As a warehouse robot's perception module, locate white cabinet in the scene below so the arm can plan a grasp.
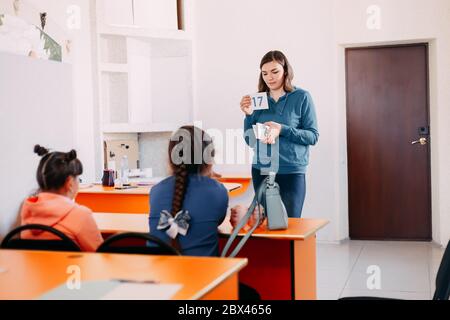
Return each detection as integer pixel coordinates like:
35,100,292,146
134,0,178,30
96,0,192,135
98,0,179,30
97,35,193,133
101,72,129,124
98,0,134,26
127,38,152,124
151,56,192,124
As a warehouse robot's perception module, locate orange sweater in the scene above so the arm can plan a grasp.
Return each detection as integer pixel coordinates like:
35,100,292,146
20,192,103,252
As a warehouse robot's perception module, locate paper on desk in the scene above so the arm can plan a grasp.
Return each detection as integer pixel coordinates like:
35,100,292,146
39,280,181,300
40,280,118,300
101,283,182,300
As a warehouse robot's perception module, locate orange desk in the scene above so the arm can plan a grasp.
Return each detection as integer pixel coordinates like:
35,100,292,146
76,181,243,214
94,213,149,234
219,218,328,300
215,176,252,198
0,249,247,300
93,213,328,300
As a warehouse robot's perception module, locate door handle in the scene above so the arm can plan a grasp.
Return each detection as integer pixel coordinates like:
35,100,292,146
411,137,428,145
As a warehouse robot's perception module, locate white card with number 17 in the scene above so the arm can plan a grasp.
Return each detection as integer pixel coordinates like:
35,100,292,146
250,92,269,111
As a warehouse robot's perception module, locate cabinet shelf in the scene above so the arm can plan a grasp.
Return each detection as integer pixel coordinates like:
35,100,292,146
102,123,186,133
97,2,193,140
98,24,192,41
100,63,129,73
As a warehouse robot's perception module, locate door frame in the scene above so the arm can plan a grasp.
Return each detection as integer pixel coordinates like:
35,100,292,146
336,39,440,243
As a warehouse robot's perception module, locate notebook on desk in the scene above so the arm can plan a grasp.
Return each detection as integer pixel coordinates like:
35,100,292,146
39,280,182,300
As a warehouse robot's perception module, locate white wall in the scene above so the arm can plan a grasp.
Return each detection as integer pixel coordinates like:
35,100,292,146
192,0,338,241
2,0,448,245
0,53,74,237
192,0,450,244
333,0,450,246
2,0,98,183
0,0,97,237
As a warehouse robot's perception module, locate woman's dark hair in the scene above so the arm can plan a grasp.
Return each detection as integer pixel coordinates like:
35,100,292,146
258,50,294,93
167,126,215,217
34,145,83,191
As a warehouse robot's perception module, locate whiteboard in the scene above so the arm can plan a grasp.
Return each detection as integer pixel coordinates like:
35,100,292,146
0,52,74,238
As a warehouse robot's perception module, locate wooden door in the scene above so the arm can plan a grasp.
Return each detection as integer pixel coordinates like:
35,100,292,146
346,44,431,240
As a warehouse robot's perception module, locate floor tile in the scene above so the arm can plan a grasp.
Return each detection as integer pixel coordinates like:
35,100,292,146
315,240,442,300
317,287,342,300
340,289,430,300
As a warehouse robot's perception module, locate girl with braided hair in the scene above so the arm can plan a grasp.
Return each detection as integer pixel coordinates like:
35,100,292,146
149,126,228,256
19,145,103,252
150,126,261,299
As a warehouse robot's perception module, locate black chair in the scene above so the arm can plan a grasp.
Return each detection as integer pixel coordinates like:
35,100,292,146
1,224,81,252
97,232,181,256
433,240,450,300
239,283,261,301
340,240,450,301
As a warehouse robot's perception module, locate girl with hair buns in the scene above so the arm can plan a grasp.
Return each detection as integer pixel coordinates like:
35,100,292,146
19,145,103,252
149,126,228,256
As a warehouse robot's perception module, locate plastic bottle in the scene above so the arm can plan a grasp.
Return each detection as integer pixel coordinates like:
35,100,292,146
120,155,129,184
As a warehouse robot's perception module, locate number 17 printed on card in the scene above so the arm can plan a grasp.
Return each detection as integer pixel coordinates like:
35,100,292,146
250,92,269,111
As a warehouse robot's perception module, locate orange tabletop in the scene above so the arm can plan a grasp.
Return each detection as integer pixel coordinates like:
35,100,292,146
0,249,247,300
76,182,242,214
215,176,252,198
92,212,329,300
93,213,328,241
79,183,242,195
219,217,329,240
94,213,149,233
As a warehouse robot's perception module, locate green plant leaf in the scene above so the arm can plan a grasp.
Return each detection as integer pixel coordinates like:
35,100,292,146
39,28,62,62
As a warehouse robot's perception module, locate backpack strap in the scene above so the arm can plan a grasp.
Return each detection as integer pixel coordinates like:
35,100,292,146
221,177,267,258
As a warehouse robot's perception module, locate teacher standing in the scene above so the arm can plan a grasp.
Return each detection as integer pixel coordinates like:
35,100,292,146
240,50,319,218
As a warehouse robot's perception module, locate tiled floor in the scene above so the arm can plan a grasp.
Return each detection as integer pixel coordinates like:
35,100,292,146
316,240,446,300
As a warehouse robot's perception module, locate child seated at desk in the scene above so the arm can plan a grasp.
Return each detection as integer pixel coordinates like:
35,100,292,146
150,126,263,255
149,126,228,256
149,126,260,300
19,145,103,252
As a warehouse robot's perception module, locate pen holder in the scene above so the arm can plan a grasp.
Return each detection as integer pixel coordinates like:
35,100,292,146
102,170,115,187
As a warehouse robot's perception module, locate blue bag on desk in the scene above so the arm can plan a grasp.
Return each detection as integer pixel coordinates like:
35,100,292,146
221,173,288,258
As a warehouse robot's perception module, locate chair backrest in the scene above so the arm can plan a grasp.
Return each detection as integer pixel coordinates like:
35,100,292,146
1,224,81,252
433,240,450,300
96,232,181,256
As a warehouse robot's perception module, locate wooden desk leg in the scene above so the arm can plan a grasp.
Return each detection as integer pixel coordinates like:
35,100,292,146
219,237,293,300
293,235,317,300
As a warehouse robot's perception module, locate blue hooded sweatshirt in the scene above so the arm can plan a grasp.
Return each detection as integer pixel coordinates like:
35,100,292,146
244,87,319,174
